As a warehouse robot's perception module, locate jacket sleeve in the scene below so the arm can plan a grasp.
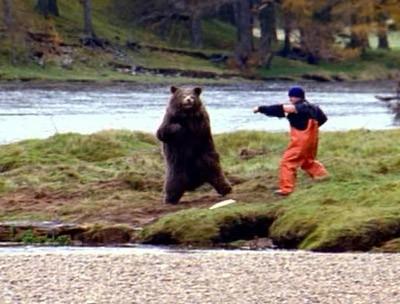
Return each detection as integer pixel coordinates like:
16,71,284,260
295,102,328,126
314,105,328,126
258,104,285,118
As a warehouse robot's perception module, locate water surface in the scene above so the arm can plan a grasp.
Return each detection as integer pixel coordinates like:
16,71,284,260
0,81,398,143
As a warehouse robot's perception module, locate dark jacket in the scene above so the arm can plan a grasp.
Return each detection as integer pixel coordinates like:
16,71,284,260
258,100,327,130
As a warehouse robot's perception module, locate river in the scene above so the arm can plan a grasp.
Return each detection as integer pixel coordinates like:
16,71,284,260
0,81,398,143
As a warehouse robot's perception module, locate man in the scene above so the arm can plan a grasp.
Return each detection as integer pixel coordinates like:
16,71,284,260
253,86,329,196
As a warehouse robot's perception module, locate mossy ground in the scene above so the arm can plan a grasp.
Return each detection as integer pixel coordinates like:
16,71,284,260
1,129,400,251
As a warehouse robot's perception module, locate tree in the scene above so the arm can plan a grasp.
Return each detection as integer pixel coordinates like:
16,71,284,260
377,15,389,49
36,0,59,17
377,0,400,49
82,0,95,38
111,0,237,48
280,0,332,62
234,0,253,69
349,17,371,50
186,0,237,48
48,0,59,16
2,0,17,64
216,2,236,25
281,10,294,56
190,11,203,48
258,0,278,67
2,0,12,30
280,0,364,62
332,0,395,50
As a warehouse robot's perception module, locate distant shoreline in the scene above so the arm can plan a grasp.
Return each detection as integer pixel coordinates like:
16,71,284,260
0,78,397,91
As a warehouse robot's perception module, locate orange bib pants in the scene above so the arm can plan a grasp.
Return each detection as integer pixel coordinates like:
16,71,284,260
279,119,328,194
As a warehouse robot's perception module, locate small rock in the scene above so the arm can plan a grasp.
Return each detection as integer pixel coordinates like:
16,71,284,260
239,148,267,160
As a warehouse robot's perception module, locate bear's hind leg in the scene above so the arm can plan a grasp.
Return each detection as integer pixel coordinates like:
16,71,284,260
164,189,184,205
164,190,184,205
164,179,185,204
209,173,232,196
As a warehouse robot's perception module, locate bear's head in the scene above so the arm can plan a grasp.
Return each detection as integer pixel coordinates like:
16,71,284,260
168,86,203,113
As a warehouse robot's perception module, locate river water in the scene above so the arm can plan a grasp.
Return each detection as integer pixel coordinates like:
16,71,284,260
0,81,398,143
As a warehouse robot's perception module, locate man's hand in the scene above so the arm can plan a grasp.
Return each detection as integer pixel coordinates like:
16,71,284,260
253,106,259,113
283,104,297,114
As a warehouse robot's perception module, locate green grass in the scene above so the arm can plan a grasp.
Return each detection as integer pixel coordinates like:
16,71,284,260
202,19,237,50
141,203,278,245
258,56,322,78
0,130,165,225
141,129,400,252
258,49,400,80
130,50,228,73
0,130,163,192
18,229,71,245
0,61,237,85
2,129,400,251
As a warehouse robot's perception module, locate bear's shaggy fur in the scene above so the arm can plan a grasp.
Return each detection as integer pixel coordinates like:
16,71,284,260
156,86,232,204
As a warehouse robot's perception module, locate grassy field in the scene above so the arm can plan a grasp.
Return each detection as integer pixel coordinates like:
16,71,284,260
0,129,400,252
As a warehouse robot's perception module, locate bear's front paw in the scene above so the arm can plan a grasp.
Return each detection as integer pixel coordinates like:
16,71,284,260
169,123,182,134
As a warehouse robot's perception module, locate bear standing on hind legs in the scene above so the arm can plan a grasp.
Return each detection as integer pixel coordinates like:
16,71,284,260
156,86,232,204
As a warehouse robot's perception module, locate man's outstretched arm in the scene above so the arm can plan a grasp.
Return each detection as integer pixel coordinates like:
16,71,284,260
253,104,296,117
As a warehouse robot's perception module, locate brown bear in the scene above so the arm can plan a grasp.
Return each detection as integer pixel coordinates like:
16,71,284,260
156,86,232,204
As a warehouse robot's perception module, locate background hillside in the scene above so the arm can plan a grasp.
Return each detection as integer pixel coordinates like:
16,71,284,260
1,0,400,83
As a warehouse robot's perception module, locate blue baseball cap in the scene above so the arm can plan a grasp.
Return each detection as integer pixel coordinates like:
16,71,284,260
288,86,305,99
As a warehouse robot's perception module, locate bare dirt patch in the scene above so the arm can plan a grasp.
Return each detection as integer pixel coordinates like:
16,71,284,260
0,178,244,227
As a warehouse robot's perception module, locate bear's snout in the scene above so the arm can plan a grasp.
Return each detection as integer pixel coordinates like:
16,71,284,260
182,96,195,108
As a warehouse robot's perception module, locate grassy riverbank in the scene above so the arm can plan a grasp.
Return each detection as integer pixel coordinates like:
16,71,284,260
259,50,400,81
2,45,400,84
0,129,400,252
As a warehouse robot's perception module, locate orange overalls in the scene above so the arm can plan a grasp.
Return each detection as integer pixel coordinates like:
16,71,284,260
279,119,328,194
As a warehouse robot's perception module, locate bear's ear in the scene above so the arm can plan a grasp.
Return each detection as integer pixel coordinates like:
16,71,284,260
170,86,179,94
193,87,202,96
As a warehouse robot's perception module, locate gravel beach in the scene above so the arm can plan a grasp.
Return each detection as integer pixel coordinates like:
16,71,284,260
0,248,399,304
